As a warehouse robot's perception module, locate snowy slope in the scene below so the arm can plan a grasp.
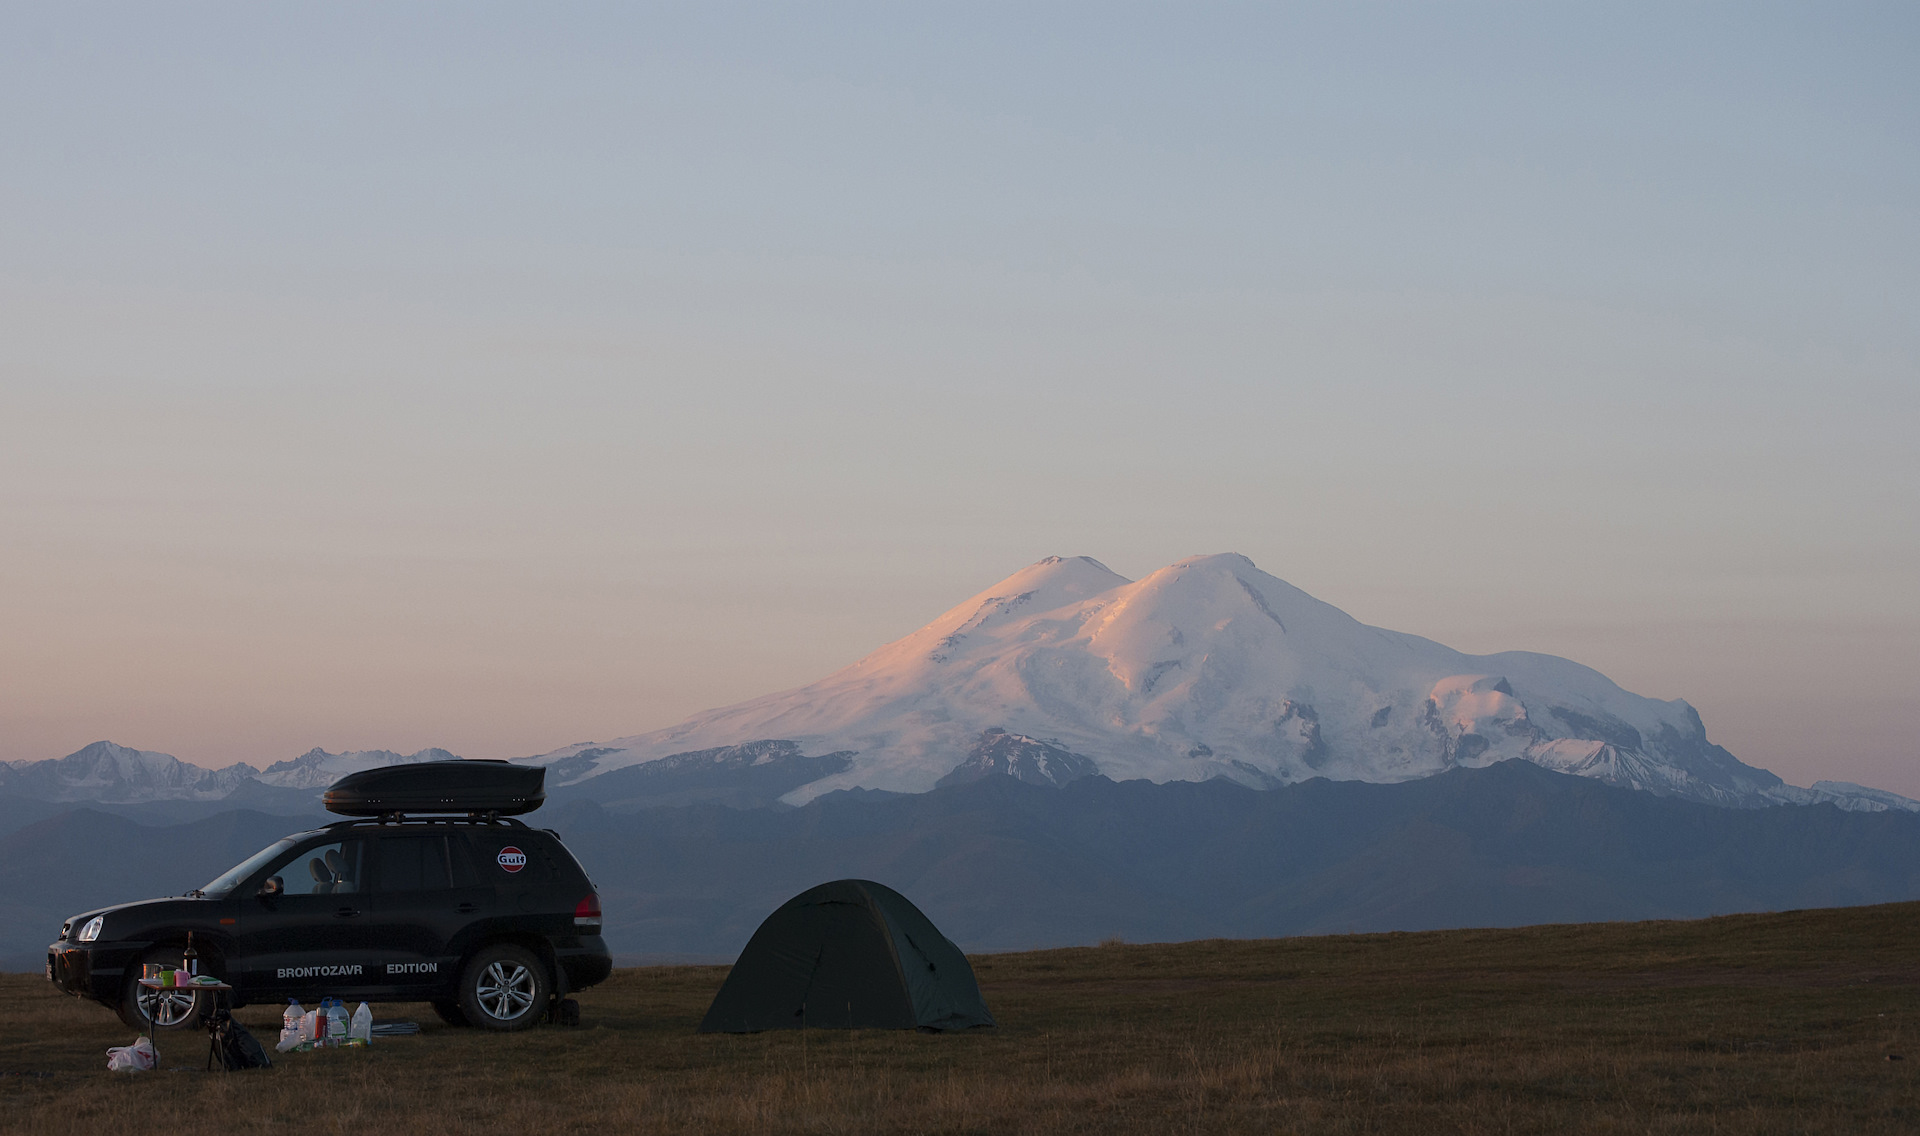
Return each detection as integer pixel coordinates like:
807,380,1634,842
527,554,1912,811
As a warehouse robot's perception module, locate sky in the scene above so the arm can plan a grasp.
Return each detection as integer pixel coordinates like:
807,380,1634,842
1,3,1916,794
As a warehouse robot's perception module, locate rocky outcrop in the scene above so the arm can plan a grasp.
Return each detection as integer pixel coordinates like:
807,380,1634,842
936,729,1101,789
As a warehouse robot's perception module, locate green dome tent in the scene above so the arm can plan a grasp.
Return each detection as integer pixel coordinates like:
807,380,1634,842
698,879,995,1032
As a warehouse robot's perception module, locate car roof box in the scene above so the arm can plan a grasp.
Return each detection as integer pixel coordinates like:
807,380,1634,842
323,760,547,817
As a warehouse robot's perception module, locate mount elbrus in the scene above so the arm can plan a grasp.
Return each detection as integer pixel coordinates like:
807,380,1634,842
7,554,1908,813
526,554,1905,812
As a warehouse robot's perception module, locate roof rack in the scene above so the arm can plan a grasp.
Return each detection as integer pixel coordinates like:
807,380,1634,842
324,814,530,829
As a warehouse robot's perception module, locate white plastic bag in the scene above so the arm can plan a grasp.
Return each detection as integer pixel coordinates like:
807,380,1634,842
106,1037,156,1072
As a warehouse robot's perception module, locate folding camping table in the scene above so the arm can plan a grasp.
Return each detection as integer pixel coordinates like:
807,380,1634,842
135,978,233,1071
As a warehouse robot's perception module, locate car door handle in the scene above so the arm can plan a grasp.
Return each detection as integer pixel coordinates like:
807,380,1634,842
335,906,361,918
455,903,478,914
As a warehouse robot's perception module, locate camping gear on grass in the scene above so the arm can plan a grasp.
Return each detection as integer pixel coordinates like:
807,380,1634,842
699,879,994,1033
370,1021,419,1037
208,1009,272,1071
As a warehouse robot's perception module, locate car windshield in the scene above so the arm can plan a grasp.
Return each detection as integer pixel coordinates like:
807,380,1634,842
202,837,299,896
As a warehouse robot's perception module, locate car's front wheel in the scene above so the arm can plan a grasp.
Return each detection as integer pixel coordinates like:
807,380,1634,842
457,944,549,1031
116,950,210,1032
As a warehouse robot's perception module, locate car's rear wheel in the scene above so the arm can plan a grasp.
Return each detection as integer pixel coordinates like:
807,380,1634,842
457,944,549,1031
116,949,210,1032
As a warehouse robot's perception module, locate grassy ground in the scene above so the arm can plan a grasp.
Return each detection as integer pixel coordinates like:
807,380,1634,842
3,902,1917,1134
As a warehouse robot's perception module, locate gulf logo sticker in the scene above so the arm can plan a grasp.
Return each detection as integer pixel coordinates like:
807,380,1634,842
497,846,527,873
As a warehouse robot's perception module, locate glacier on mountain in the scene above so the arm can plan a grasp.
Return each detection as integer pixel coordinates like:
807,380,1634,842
523,553,1913,812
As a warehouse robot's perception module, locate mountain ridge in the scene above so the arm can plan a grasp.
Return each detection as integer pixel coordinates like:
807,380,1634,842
7,762,1919,969
0,743,453,806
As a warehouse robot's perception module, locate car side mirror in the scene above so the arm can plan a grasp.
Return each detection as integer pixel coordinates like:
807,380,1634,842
259,876,283,897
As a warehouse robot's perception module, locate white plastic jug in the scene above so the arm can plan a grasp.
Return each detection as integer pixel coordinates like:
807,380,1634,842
275,999,305,1053
326,999,347,1046
348,1002,372,1047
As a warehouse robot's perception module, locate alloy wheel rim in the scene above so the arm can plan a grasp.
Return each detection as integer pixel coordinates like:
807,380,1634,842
474,960,536,1020
138,986,198,1027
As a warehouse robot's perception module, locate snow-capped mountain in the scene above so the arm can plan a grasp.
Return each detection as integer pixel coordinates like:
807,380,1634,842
253,746,458,789
526,553,1915,812
0,743,462,803
0,741,257,802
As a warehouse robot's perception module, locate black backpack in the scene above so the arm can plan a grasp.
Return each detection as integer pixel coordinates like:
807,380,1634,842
208,1009,273,1071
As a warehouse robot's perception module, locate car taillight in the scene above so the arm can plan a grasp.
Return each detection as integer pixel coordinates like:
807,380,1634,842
574,894,601,927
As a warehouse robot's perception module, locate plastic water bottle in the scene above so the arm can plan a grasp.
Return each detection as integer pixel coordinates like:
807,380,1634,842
348,1002,372,1047
276,1000,304,1053
300,1007,321,1051
325,998,347,1047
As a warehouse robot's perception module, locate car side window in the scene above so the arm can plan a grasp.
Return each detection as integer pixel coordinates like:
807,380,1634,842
374,835,453,893
278,840,364,895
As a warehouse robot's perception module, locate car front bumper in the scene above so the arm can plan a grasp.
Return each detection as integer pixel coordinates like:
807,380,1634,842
47,940,142,1005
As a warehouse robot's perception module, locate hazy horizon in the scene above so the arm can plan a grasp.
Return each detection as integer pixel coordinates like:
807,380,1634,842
3,5,1915,795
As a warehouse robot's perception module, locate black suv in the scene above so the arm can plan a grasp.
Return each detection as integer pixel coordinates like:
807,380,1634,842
47,762,611,1032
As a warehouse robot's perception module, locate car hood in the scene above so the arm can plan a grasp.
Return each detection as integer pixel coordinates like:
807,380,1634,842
62,895,216,938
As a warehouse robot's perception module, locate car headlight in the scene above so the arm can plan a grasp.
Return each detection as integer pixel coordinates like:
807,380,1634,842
77,916,103,943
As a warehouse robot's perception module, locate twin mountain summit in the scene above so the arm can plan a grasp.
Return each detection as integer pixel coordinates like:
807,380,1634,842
6,554,1918,966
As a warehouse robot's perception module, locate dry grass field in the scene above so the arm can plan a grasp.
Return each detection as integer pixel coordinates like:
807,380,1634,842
3,902,1918,1134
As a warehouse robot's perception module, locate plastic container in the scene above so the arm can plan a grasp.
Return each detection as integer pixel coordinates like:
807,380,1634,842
275,999,304,1052
326,999,347,1046
348,1002,372,1047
